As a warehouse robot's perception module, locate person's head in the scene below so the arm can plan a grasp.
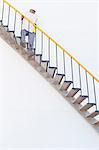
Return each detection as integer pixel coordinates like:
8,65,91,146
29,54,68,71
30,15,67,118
30,9,36,14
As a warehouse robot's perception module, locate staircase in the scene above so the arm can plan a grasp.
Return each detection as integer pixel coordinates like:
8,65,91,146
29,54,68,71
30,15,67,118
0,0,99,133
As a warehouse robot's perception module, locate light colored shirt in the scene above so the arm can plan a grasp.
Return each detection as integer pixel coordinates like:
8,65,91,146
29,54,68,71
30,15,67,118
22,11,38,33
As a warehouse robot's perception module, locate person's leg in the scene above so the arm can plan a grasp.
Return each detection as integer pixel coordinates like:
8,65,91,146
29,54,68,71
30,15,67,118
28,32,36,51
20,29,28,47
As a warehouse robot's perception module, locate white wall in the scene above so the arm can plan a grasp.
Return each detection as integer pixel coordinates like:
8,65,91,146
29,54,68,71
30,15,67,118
0,37,99,150
4,0,99,78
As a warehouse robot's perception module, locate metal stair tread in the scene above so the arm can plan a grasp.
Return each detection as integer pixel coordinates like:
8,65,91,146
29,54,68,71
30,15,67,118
80,103,96,111
49,66,57,69
60,80,73,91
15,36,21,39
56,73,65,76
91,120,99,125
72,87,81,90
3,25,8,27
35,54,42,56
86,110,99,118
73,95,88,104
66,87,81,97
64,80,73,83
52,73,65,84
7,30,14,33
47,66,57,77
41,60,49,63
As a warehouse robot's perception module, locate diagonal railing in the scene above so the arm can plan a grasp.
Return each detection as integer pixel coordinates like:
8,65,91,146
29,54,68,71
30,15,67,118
0,0,99,113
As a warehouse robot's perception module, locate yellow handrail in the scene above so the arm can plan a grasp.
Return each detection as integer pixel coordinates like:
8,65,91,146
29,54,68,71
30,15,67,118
2,0,99,82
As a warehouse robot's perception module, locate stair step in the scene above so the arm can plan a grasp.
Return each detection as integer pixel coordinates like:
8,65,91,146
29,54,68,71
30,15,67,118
7,30,15,38
80,103,96,111
86,111,99,118
26,53,35,60
15,36,21,39
66,88,81,97
36,66,45,73
73,95,88,104
15,36,21,44
7,30,14,33
91,120,99,125
41,71,52,79
35,54,42,64
20,51,28,56
60,81,73,91
0,21,2,26
41,60,49,71
47,67,57,77
3,25,8,28
41,60,49,63
54,73,65,84
35,54,42,56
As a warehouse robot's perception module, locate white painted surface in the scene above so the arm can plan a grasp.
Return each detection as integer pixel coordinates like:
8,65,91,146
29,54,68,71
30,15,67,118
0,37,99,150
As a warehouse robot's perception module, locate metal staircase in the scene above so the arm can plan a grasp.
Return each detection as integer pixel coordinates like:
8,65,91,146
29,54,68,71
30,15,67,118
0,0,99,133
